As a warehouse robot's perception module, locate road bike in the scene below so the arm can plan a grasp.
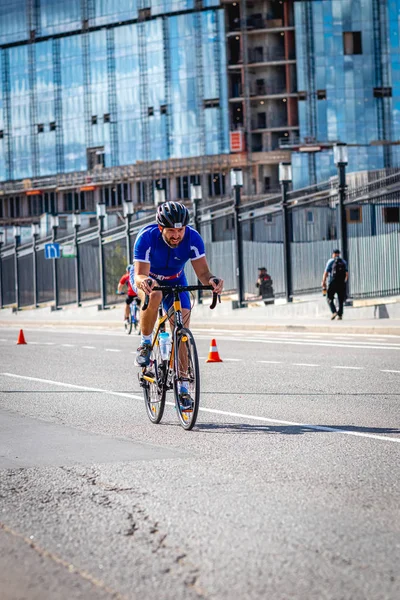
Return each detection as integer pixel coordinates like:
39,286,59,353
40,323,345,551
125,297,140,335
117,292,140,335
139,283,219,430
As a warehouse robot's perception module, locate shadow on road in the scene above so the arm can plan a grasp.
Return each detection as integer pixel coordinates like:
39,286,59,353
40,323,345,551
202,392,400,396
3,390,400,397
195,422,400,436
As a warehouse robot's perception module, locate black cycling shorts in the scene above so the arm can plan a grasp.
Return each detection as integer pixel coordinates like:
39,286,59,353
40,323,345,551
125,295,140,306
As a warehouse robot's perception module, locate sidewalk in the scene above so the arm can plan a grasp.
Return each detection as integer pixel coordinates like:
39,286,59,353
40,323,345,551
1,294,400,335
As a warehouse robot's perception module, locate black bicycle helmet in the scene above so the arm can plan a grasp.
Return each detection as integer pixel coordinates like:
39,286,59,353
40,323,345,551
156,201,189,228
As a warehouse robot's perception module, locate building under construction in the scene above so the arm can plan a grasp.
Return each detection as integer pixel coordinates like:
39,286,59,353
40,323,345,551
0,0,297,230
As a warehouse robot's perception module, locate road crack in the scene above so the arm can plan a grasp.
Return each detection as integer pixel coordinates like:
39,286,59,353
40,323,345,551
0,521,128,600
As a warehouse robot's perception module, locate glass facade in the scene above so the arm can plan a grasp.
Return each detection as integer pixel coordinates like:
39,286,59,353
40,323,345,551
293,0,400,188
0,0,229,182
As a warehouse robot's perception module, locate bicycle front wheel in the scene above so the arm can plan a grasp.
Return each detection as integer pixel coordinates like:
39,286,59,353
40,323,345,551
125,316,133,335
132,303,139,331
173,328,200,430
143,343,167,424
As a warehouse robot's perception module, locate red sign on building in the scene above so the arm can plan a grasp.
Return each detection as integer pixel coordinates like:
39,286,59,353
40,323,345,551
230,130,245,153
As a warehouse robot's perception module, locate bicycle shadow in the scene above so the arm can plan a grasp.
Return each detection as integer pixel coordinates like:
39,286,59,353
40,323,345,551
194,422,400,436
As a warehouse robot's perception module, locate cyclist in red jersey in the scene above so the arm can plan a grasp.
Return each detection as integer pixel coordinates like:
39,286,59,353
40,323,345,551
117,265,140,324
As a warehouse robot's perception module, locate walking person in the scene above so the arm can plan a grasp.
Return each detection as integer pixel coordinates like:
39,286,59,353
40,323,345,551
321,249,348,320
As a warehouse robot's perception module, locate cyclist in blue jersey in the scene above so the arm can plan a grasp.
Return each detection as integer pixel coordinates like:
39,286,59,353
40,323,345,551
132,201,224,379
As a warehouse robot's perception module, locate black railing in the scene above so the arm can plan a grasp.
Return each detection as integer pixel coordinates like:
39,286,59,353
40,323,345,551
1,172,399,309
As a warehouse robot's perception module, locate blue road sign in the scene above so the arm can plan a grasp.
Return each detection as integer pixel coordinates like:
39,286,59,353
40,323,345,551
44,243,61,259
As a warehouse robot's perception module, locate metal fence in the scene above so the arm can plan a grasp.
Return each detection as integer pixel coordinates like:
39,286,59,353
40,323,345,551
0,170,399,309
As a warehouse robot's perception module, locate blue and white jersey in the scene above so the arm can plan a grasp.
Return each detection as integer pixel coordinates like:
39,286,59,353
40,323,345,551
133,224,205,279
128,264,135,290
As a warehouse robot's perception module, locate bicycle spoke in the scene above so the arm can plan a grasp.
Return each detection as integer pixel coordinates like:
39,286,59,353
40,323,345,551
173,329,200,430
142,343,166,424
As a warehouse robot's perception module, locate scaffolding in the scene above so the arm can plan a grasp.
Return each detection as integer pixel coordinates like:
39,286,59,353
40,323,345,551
28,43,39,177
82,32,93,152
106,28,119,167
137,15,152,204
1,48,12,181
161,15,172,168
52,39,64,173
302,1,317,185
372,0,393,168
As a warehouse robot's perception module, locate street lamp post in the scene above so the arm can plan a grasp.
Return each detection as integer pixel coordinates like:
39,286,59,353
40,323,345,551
50,215,59,310
123,200,134,264
0,230,4,309
231,169,244,308
13,225,21,310
333,143,349,265
72,212,81,307
190,183,203,305
279,162,293,303
31,223,40,308
97,202,107,310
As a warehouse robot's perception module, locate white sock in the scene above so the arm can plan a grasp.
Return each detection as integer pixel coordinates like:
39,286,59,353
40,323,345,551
141,334,152,345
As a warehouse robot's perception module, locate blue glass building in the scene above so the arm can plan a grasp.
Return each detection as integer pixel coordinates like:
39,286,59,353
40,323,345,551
291,0,400,188
0,0,229,204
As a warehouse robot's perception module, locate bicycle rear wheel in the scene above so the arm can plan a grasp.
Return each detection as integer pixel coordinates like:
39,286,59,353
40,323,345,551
173,328,200,430
142,343,167,424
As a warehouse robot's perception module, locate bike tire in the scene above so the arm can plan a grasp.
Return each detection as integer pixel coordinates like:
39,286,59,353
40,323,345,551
143,343,167,424
173,328,200,430
125,316,133,335
132,303,139,331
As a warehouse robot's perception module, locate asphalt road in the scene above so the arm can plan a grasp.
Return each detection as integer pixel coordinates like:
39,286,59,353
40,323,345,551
0,325,399,600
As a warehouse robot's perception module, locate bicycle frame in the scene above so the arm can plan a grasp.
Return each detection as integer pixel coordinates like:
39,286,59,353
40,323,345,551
140,283,220,428
130,298,139,322
142,290,184,386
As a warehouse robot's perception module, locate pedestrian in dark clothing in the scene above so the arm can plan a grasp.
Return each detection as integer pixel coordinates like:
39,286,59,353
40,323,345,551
321,249,349,320
256,267,274,304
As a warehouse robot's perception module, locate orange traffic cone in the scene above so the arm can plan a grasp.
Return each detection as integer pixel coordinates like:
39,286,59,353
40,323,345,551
17,329,27,345
206,338,223,363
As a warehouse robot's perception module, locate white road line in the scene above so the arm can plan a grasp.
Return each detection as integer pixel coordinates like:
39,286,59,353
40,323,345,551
224,358,243,362
61,344,75,347
242,338,400,351
29,341,39,344
0,338,8,342
192,328,400,340
333,366,363,370
2,373,140,401
105,349,121,352
381,369,400,374
257,360,282,364
196,335,400,351
292,363,320,367
2,372,400,445
82,346,96,349
42,342,55,345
